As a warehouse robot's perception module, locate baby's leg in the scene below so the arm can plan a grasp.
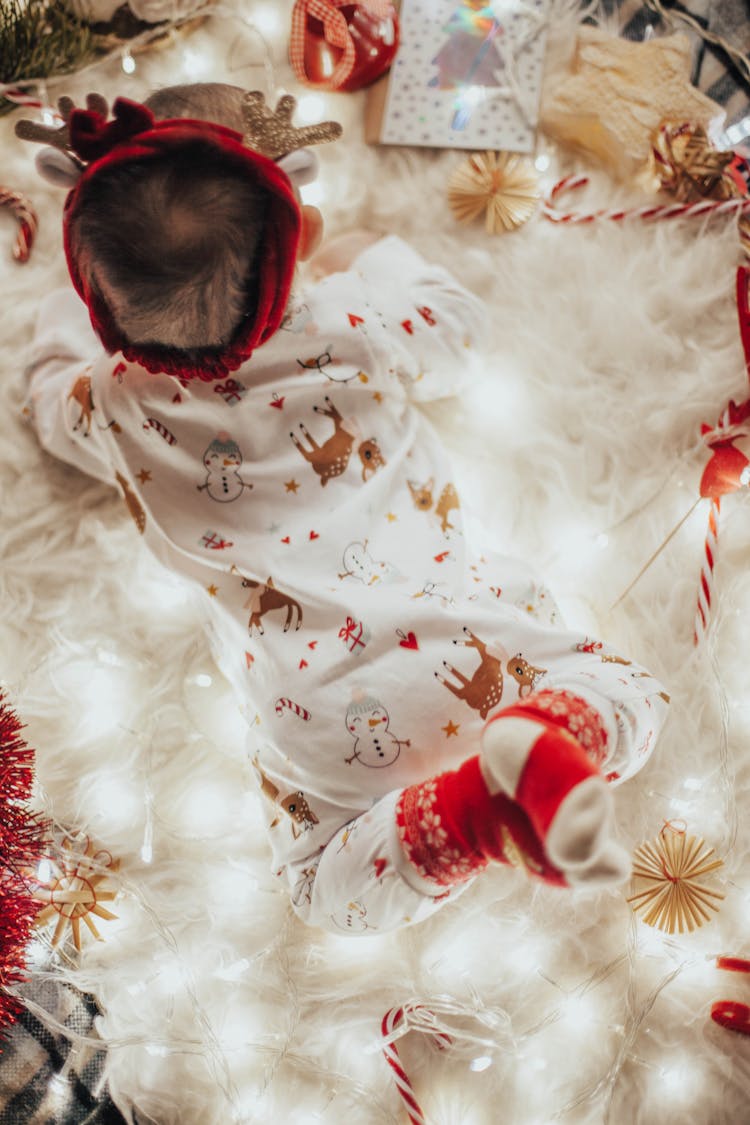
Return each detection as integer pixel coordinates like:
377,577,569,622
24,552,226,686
286,791,479,935
288,775,577,935
287,632,668,931
395,627,668,896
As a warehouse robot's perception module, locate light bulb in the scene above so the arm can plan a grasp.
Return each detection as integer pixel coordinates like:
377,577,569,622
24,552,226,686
557,992,598,1033
182,46,212,79
295,94,327,124
253,5,283,35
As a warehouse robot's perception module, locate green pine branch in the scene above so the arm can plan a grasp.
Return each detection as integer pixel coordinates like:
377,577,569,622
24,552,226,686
1,1,95,114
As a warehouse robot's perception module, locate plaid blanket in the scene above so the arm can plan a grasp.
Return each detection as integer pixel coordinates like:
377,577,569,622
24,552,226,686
0,977,125,1125
602,0,750,127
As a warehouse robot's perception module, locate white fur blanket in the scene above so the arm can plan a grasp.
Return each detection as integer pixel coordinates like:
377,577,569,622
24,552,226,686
1,3,749,1122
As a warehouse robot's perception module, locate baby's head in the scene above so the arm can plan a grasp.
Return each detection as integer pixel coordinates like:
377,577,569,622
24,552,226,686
18,83,335,379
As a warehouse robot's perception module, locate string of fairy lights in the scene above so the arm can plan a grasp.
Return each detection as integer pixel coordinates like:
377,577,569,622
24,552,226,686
2,2,750,1121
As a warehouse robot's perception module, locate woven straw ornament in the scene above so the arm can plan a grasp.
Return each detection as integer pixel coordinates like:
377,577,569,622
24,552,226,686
447,151,539,233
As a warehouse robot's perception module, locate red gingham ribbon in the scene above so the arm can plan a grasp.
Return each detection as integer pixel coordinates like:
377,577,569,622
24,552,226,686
381,1005,451,1125
290,0,393,90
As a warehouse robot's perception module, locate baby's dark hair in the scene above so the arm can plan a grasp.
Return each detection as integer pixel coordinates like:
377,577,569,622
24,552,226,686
68,83,269,353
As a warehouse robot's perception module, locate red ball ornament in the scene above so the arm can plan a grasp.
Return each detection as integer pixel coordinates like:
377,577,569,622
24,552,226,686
699,395,750,501
699,437,750,500
290,1,400,93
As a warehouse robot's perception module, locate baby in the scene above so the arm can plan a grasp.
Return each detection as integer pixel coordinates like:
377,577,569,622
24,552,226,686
20,83,668,935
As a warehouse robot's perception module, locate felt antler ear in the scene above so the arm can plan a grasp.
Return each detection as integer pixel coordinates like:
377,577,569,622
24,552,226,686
14,93,109,154
241,91,342,159
276,148,319,188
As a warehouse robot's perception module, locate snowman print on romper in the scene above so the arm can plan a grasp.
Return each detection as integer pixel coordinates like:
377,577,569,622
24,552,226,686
345,692,411,767
339,541,402,586
197,432,252,502
330,900,371,932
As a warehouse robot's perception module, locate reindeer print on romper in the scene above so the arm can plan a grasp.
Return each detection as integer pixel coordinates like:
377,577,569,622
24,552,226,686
345,693,411,767
253,757,319,839
436,628,505,719
408,477,460,535
67,371,94,435
357,438,386,481
242,577,303,634
506,654,547,698
290,397,356,485
115,471,146,534
197,433,252,502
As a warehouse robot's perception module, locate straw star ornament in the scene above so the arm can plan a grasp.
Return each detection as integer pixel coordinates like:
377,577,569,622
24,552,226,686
627,828,724,934
447,151,540,233
33,834,119,952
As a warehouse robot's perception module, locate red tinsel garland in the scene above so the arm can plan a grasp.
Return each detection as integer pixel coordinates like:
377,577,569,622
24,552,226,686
0,695,47,1038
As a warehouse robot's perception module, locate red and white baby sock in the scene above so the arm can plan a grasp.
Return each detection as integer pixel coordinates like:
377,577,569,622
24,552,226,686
396,690,630,892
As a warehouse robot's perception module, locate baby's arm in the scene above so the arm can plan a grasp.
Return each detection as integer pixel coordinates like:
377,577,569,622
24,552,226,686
26,291,115,484
307,230,381,280
342,234,488,402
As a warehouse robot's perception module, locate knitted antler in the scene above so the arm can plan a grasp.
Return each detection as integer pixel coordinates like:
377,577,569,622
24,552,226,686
14,93,109,154
241,91,342,159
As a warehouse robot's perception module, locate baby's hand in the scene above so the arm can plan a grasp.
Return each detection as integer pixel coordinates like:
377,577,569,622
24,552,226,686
307,230,381,280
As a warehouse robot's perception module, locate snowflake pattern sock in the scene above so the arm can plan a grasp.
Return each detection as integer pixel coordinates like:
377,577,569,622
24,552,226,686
480,691,630,887
396,754,568,890
396,690,630,892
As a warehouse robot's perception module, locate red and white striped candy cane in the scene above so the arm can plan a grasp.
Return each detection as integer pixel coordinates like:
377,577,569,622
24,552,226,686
543,174,750,227
711,955,750,1036
142,417,177,445
694,269,750,643
0,85,44,111
694,497,720,645
274,697,311,720
0,187,38,264
381,1005,451,1125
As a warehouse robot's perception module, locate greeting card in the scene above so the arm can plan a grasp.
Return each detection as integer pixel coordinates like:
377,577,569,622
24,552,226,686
367,0,549,152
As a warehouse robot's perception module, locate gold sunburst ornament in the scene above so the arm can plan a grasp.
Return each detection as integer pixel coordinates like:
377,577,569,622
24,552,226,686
33,835,119,952
447,151,540,234
627,827,724,934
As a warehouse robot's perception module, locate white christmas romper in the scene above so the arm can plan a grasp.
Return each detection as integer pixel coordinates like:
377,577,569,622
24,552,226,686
27,236,668,935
